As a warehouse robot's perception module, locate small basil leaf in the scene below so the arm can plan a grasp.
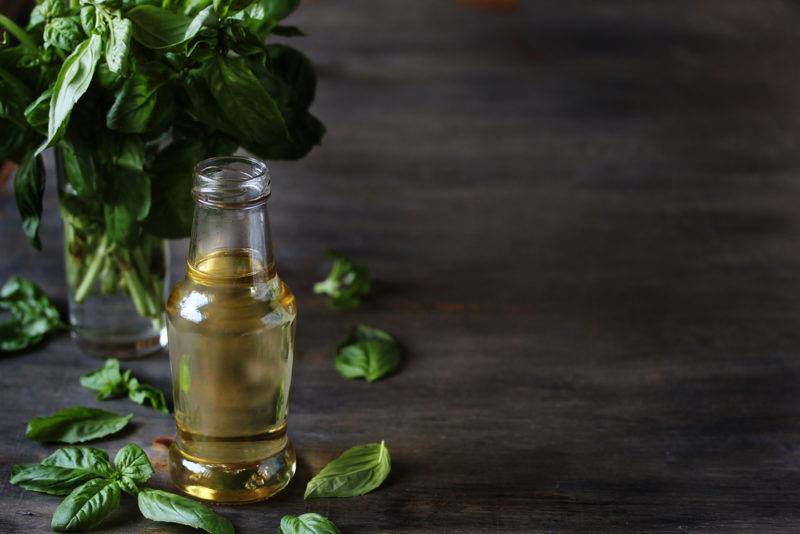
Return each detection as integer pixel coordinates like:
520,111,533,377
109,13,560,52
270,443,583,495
26,406,133,444
43,16,84,53
126,380,170,414
304,440,391,499
313,251,371,309
12,151,45,251
113,443,153,484
106,62,169,133
105,17,132,74
51,478,120,532
10,464,100,496
279,513,340,534
335,340,401,383
0,276,64,351
80,359,127,400
37,33,102,154
137,488,235,534
128,5,214,50
214,0,255,17
337,323,395,350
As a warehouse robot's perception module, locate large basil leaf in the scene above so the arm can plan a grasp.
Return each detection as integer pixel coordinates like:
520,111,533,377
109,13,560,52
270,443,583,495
114,443,153,485
244,0,299,33
304,441,391,499
0,276,64,352
127,5,214,49
105,17,133,74
43,16,84,53
138,488,235,534
280,513,340,534
13,151,46,250
335,339,401,383
37,33,102,153
205,55,287,146
11,447,115,495
143,137,206,239
26,406,133,444
51,478,120,532
106,62,170,133
103,168,150,246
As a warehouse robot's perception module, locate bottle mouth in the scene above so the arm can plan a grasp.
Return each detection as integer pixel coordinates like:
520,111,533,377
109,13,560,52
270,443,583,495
193,155,271,207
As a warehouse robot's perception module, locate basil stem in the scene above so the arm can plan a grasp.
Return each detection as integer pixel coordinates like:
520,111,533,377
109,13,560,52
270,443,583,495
74,234,108,304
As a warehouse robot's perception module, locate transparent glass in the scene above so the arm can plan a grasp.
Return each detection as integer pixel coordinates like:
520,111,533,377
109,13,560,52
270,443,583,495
57,152,168,359
166,156,296,503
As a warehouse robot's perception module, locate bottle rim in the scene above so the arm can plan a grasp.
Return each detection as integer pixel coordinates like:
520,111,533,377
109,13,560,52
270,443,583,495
193,155,271,207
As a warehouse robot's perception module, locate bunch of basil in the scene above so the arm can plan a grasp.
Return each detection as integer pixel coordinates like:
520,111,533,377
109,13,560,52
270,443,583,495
0,0,323,320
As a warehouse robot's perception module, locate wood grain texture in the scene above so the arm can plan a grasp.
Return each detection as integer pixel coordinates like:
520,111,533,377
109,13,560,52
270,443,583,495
3,0,800,532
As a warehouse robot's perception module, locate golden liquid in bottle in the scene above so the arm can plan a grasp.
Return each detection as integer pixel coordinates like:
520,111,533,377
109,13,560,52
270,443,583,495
166,248,296,503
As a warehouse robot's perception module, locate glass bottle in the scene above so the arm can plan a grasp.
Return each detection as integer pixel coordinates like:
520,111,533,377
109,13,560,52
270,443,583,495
166,156,296,503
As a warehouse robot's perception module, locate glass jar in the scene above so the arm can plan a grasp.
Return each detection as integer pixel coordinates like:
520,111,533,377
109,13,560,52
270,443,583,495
57,150,168,359
166,156,296,503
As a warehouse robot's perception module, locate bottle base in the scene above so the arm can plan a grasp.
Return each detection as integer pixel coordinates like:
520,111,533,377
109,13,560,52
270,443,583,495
169,440,296,504
72,327,167,360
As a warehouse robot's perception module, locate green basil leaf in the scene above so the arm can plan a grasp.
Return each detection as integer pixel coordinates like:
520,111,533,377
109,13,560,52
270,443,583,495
205,55,287,146
44,16,84,53
142,137,207,239
304,441,391,499
0,276,64,351
13,151,46,251
103,168,150,246
106,62,169,133
312,250,371,309
58,139,97,197
80,358,127,400
26,406,133,444
37,33,102,154
42,447,115,474
12,446,115,495
79,6,95,35
113,443,153,485
214,0,255,17
335,339,401,383
51,478,121,532
105,17,132,74
24,88,52,134
127,380,170,414
137,488,235,534
244,0,299,32
279,513,340,534
128,5,214,49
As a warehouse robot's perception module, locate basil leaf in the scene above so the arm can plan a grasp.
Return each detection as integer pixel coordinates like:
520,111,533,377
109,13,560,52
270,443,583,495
128,5,214,50
127,380,170,414
304,441,391,499
81,358,170,412
105,17,132,74
43,16,84,54
26,406,133,444
11,446,115,495
143,137,206,239
24,88,51,134
313,251,371,309
37,33,102,154
58,138,98,197
205,55,287,146
80,359,127,400
137,488,235,534
51,478,120,532
214,0,255,17
337,323,395,350
0,276,64,351
103,168,150,246
12,151,45,251
114,443,153,485
106,62,169,133
335,340,401,383
11,464,98,496
280,513,340,534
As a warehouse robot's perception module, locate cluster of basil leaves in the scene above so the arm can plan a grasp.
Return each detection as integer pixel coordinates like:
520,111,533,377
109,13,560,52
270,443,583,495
0,276,65,351
0,0,324,324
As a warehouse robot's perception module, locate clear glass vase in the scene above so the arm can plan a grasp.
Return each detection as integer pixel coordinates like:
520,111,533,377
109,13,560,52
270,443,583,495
57,152,168,359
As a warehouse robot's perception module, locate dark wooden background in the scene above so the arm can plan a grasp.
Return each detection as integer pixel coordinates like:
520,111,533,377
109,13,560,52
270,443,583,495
4,0,800,532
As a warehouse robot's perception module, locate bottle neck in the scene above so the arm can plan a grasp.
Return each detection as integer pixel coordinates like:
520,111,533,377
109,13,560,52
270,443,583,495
187,200,275,283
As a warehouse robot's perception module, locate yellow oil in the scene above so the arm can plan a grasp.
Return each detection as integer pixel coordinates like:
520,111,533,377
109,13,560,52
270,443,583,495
165,248,296,503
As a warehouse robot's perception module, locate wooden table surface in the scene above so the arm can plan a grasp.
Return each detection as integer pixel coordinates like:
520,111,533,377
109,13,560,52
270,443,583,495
4,1,800,532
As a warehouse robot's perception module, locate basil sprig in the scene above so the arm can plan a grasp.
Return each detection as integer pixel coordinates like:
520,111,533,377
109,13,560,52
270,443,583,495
305,441,391,499
0,276,65,352
280,513,340,534
335,324,401,382
26,406,132,444
81,358,170,413
11,444,235,533
313,251,371,309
